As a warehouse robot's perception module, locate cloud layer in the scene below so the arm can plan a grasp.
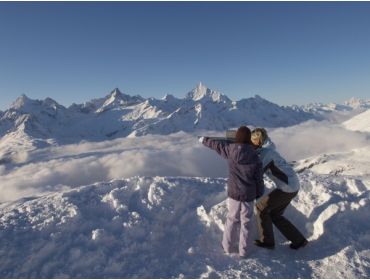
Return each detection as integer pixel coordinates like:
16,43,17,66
269,120,370,161
1,122,369,202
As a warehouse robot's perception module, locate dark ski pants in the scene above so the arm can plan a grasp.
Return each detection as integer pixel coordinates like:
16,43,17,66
256,189,306,245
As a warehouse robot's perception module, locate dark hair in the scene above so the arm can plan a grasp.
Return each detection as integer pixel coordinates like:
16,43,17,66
235,126,251,144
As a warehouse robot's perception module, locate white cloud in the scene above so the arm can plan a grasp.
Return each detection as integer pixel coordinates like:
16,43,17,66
0,132,226,202
268,120,370,161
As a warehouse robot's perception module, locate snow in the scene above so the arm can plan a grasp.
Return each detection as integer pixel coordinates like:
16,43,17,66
1,170,369,278
343,109,370,132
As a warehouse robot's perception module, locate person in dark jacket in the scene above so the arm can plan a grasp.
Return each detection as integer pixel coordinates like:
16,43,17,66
251,128,308,250
199,126,264,258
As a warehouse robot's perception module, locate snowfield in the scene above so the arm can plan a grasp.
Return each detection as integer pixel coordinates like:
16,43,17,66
1,168,370,278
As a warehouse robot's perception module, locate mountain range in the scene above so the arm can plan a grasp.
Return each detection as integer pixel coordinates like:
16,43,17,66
0,83,369,161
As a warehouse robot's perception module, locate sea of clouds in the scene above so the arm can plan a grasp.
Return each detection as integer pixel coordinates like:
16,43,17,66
0,120,369,202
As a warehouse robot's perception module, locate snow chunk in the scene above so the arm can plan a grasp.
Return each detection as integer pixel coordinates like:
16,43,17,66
91,228,105,241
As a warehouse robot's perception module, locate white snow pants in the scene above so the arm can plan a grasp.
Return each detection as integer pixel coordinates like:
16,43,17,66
222,198,254,257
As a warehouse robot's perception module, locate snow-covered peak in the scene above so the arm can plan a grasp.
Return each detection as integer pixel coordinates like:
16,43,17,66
10,94,34,110
186,82,231,103
161,93,178,102
9,94,65,113
106,88,129,103
96,88,145,113
344,97,370,109
42,97,64,110
300,101,352,114
301,98,370,114
192,82,208,100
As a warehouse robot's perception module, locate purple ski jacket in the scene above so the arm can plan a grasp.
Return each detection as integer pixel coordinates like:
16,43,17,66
202,138,264,202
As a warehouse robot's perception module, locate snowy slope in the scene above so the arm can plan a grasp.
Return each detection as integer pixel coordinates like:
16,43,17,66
1,169,369,278
342,109,370,132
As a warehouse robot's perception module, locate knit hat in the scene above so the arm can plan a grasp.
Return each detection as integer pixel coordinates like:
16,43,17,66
235,126,252,144
251,128,268,146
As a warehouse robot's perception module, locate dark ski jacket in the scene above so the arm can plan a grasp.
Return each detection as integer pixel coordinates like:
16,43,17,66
202,138,264,202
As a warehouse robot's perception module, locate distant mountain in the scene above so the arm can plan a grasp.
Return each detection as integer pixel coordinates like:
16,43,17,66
0,84,318,149
296,97,370,123
343,97,370,110
298,97,370,114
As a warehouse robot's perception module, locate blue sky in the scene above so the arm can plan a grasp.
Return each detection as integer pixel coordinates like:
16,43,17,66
1,2,370,110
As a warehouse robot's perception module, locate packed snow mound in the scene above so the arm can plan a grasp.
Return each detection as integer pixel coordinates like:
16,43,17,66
342,109,370,132
1,174,370,278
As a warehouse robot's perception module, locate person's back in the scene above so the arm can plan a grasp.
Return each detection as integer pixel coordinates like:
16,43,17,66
203,140,264,201
257,139,300,193
200,126,264,258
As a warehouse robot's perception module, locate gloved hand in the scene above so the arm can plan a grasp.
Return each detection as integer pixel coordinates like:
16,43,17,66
255,195,264,204
198,136,205,143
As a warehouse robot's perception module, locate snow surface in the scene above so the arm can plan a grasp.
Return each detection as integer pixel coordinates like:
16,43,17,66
1,169,370,278
343,109,370,132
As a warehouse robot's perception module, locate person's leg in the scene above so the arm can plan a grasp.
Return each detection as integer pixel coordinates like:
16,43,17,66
239,201,254,257
255,191,278,245
270,191,307,245
222,198,241,253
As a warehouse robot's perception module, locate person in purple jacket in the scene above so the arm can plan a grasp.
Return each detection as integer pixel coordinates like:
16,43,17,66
199,126,264,258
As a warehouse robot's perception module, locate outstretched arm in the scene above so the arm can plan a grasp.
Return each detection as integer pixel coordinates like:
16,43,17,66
200,137,230,159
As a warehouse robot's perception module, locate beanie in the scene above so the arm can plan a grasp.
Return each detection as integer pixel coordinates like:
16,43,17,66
235,126,251,144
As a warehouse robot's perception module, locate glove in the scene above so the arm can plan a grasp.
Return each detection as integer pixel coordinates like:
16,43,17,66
198,136,205,143
255,195,264,204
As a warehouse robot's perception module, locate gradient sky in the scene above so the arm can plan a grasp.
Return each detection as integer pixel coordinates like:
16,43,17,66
1,2,370,110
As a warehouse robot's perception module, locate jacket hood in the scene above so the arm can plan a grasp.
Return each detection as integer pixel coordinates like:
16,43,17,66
234,144,258,164
261,137,276,150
